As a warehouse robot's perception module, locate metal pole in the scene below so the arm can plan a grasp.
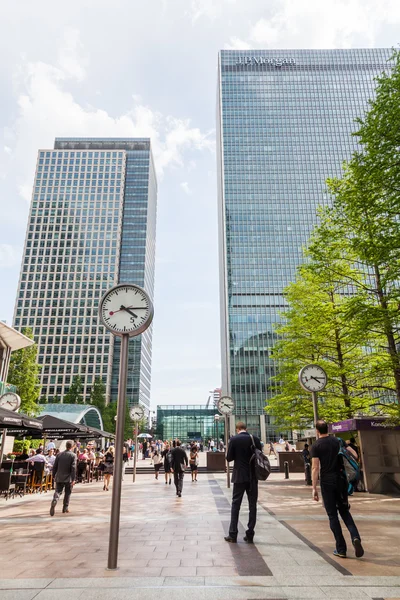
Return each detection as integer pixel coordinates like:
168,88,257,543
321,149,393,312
225,415,230,488
132,422,138,483
311,391,319,425
0,428,7,462
107,333,129,571
284,461,289,479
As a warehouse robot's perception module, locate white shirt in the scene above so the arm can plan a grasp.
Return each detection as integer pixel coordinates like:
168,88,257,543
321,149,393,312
26,454,48,464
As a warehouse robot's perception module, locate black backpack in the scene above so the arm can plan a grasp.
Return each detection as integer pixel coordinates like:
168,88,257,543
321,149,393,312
249,435,271,480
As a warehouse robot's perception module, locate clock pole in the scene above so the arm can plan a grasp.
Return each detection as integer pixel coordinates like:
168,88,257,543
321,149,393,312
108,332,129,571
99,283,154,571
225,415,230,489
311,391,319,425
133,422,138,483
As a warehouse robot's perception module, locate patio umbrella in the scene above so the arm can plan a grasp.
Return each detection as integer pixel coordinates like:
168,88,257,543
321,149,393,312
0,407,43,460
137,433,152,438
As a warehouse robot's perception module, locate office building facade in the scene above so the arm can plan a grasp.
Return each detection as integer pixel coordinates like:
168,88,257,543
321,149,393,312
156,405,225,443
217,49,392,439
14,138,157,412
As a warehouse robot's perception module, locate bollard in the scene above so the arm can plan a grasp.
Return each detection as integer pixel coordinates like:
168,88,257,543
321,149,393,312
284,461,289,479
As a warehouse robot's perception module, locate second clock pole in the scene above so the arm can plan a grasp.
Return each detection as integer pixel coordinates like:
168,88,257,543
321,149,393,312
108,332,129,570
99,283,154,571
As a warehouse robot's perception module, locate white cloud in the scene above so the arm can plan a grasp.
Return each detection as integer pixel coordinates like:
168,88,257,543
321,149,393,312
224,37,251,50
180,181,192,195
58,27,87,82
227,0,400,49
5,34,215,210
0,244,21,268
189,0,236,21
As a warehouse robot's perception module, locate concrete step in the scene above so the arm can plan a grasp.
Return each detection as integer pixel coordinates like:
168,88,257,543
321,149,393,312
125,465,279,475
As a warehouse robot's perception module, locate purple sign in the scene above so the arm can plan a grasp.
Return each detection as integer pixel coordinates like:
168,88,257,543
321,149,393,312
329,418,400,433
329,419,356,433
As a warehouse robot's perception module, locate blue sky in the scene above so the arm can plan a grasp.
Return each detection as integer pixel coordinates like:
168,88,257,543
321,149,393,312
1,0,399,407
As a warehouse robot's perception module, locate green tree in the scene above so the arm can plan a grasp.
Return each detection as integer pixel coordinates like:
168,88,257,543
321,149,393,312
63,375,83,404
316,49,400,417
90,377,106,412
267,257,377,429
101,400,136,439
7,327,41,415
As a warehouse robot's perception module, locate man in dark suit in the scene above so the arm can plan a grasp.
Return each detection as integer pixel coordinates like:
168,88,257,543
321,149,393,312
50,440,77,516
171,440,188,497
225,421,261,543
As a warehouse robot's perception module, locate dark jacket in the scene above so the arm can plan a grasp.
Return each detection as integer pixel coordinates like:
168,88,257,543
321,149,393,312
53,450,77,483
170,447,188,473
226,431,261,483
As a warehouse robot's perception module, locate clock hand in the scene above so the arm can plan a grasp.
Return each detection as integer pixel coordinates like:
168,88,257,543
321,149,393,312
311,376,324,382
121,305,138,319
108,308,124,316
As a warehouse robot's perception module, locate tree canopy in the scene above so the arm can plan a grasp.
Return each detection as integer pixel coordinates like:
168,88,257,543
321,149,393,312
267,49,400,427
7,327,41,416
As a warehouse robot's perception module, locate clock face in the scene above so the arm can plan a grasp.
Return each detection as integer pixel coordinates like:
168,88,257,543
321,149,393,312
299,365,327,392
218,396,235,415
129,405,145,421
99,284,154,337
0,392,22,412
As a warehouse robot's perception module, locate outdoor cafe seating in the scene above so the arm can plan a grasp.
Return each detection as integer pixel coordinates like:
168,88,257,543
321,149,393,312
0,470,15,500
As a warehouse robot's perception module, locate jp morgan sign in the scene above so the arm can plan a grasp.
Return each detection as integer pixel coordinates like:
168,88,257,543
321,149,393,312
236,56,296,67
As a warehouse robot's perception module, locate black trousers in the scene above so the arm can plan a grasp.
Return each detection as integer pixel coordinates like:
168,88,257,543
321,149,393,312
229,480,258,540
321,479,361,554
174,471,184,494
53,482,72,509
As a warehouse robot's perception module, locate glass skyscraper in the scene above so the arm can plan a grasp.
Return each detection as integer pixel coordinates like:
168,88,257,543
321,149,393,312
157,405,225,444
217,49,392,439
14,138,157,413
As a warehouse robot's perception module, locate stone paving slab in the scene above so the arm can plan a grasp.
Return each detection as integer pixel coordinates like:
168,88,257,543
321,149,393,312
0,472,399,598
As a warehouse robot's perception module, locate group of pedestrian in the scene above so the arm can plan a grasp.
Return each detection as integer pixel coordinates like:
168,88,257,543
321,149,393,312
223,419,364,561
155,441,198,493
47,420,365,562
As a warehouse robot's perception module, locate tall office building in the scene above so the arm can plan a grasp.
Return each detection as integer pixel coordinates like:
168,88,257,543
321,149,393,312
14,138,157,412
217,49,392,439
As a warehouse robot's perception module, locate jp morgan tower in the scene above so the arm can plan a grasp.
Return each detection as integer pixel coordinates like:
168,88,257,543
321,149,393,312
217,49,392,440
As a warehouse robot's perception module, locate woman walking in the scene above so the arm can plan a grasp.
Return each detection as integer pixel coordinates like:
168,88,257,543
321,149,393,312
161,443,172,485
152,449,162,480
103,446,114,491
189,444,199,482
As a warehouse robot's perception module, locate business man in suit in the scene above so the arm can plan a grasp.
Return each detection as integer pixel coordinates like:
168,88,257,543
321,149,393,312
225,421,261,543
50,440,77,516
171,439,188,497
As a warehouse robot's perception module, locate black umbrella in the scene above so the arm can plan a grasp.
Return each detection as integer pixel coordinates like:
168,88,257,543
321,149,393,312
35,414,91,439
0,407,43,430
0,407,43,460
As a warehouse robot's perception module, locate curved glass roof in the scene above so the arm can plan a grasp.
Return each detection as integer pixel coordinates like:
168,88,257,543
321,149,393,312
39,404,104,430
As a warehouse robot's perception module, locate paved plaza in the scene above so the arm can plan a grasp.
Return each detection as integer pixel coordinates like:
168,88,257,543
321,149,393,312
0,470,399,599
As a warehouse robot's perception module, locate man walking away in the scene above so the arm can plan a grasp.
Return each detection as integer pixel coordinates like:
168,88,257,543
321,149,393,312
311,420,364,559
225,421,261,544
171,440,188,497
302,443,312,486
50,440,77,516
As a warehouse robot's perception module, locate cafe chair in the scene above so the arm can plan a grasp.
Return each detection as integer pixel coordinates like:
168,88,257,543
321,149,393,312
0,471,16,500
14,468,29,497
30,463,46,493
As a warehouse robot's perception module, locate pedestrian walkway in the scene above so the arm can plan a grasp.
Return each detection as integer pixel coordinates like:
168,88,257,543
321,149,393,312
0,472,399,599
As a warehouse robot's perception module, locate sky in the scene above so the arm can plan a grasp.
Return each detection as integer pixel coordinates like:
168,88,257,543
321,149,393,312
1,0,399,408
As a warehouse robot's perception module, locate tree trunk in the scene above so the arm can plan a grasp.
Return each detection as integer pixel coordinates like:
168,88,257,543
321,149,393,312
330,292,352,415
374,264,400,403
